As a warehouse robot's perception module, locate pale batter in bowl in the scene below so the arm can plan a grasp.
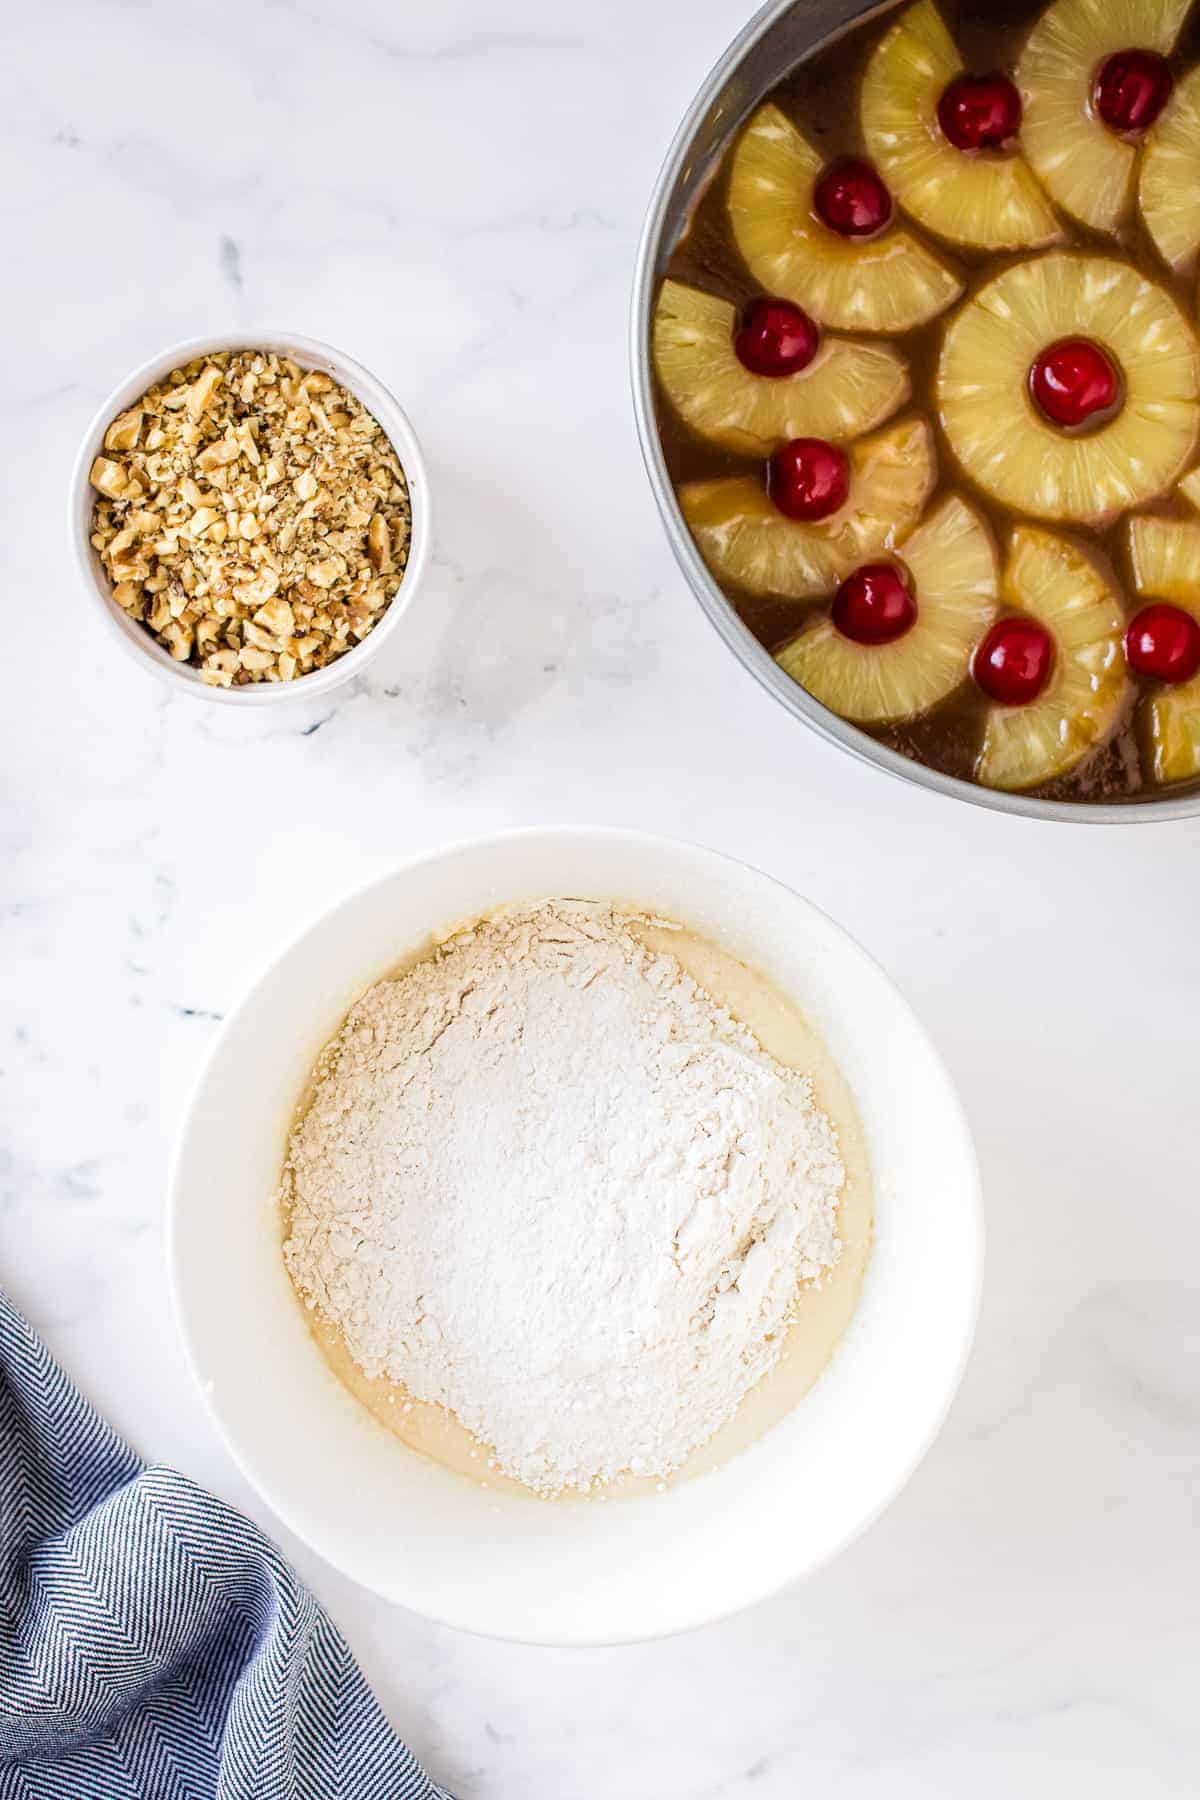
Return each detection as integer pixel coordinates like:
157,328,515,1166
283,902,872,1500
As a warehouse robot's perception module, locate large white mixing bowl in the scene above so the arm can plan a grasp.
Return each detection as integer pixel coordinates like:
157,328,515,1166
169,828,982,1644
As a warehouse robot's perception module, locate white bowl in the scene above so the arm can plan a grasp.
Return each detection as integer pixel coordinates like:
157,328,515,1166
69,331,431,705
169,828,982,1644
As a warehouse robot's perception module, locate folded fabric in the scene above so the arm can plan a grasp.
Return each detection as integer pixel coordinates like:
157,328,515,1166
0,1289,452,1799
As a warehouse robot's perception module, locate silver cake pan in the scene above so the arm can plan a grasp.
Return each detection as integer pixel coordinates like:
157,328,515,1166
630,0,1200,823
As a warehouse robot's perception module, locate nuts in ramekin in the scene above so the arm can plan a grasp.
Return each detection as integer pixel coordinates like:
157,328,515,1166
89,349,411,687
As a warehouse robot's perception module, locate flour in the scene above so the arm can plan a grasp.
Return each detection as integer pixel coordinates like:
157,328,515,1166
283,901,844,1495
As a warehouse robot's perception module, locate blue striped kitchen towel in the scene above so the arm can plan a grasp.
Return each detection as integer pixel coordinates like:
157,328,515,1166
0,1289,452,1799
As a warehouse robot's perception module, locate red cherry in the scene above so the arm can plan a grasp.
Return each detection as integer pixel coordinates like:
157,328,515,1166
1093,49,1173,135
937,72,1023,149
1029,338,1120,430
1125,604,1200,684
974,618,1055,705
735,297,821,377
767,438,850,521
813,158,893,238
831,563,916,645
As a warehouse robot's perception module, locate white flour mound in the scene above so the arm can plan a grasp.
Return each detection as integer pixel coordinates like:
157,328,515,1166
283,900,844,1495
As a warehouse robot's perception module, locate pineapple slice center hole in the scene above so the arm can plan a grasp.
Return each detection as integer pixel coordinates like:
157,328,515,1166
1028,337,1124,434
734,297,820,378
937,72,1023,153
812,158,893,239
766,438,850,521
1125,604,1200,685
831,562,916,646
974,616,1056,705
1091,49,1174,138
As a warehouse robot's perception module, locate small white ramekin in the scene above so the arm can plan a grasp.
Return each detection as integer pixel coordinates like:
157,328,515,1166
69,331,431,705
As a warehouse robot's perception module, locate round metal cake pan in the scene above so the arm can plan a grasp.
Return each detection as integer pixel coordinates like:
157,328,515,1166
630,0,1200,824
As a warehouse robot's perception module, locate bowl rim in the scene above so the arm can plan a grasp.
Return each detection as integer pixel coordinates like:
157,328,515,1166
166,823,984,1643
628,0,1200,825
68,328,432,706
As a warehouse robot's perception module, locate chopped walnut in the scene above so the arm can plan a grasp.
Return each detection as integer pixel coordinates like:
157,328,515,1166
89,349,411,686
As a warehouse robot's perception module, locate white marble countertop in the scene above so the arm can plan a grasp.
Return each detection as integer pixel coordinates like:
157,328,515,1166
4,0,1200,1793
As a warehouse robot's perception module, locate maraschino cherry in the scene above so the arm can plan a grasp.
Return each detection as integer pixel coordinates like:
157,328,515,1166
735,297,821,377
767,438,850,521
974,618,1055,704
831,563,916,645
937,72,1023,150
1029,338,1121,430
814,158,893,238
1093,49,1173,135
1125,604,1200,684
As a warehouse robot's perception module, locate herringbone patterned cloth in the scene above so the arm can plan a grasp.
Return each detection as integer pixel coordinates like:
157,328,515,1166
0,1290,453,1799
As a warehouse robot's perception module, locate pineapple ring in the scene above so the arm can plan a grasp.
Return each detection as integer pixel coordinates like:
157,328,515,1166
775,494,997,724
977,527,1131,790
1127,515,1200,782
1018,0,1191,235
652,281,910,455
937,253,1200,524
862,0,1061,252
1140,65,1200,272
678,416,934,602
727,104,963,333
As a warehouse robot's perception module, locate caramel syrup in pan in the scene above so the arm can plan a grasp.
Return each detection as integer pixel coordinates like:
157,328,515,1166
658,0,1200,803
